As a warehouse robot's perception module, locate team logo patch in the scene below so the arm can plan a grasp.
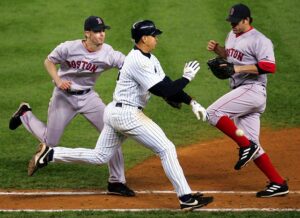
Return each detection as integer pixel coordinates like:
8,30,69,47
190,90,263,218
96,18,102,24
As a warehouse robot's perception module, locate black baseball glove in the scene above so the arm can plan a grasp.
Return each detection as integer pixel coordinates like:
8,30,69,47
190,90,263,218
207,57,235,79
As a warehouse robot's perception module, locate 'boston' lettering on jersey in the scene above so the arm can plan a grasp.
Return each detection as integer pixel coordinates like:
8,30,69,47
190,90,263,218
66,60,98,73
226,48,244,61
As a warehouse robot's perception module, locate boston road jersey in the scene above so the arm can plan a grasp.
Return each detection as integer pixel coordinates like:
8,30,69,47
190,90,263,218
113,48,165,108
225,28,275,89
48,39,125,90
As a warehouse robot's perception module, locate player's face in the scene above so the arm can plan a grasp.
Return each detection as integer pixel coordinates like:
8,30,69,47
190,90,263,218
230,19,249,34
145,35,158,51
88,30,106,46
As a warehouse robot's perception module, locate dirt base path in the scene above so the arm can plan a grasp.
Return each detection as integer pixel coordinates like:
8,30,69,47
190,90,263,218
1,128,300,210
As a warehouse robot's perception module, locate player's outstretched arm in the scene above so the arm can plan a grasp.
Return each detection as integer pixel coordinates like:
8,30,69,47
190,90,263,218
149,60,200,98
149,75,207,121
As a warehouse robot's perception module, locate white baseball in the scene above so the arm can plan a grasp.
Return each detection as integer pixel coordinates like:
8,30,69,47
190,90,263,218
235,129,244,136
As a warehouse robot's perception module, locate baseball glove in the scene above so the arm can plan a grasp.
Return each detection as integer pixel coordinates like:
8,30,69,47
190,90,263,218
207,57,235,79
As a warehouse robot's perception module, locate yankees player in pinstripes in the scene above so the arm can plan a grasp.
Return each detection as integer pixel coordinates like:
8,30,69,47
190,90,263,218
26,19,214,210
206,3,288,197
9,16,135,196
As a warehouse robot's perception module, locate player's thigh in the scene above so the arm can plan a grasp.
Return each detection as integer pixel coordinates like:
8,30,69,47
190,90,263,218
127,113,174,154
46,92,77,146
207,84,264,119
95,124,126,155
81,91,106,131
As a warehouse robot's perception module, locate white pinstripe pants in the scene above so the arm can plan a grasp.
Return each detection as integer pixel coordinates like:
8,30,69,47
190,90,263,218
53,102,192,196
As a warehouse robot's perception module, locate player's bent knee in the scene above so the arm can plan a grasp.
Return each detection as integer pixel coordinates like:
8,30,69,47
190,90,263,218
157,144,177,159
44,140,59,148
94,151,113,164
206,107,219,126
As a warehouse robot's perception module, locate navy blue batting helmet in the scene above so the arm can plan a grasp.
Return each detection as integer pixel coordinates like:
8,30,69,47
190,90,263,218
131,20,162,43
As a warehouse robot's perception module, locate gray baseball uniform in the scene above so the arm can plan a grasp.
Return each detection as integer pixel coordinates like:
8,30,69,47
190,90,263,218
52,47,193,197
207,28,275,158
20,39,127,183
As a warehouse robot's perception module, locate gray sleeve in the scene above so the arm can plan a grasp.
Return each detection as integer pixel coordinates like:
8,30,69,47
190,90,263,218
47,42,68,64
109,48,125,69
255,37,275,63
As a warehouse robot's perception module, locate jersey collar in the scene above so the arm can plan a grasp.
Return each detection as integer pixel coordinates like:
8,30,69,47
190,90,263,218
134,46,151,59
235,26,254,37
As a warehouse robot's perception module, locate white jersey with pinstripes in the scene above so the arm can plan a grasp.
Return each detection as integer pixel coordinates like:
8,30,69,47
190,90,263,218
52,46,193,197
113,48,165,108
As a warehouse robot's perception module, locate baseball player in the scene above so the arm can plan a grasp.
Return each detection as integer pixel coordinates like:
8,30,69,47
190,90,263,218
206,3,289,197
26,19,213,210
9,16,135,197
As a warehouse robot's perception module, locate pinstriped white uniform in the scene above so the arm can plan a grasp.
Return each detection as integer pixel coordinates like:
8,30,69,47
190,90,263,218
113,48,164,108
53,48,192,196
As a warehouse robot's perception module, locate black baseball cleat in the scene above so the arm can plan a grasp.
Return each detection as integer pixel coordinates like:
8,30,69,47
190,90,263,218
256,181,289,198
107,182,136,197
9,102,32,130
234,141,259,170
179,192,213,211
28,143,53,176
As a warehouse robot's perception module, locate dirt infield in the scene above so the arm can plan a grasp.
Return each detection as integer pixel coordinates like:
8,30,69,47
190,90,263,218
1,128,300,210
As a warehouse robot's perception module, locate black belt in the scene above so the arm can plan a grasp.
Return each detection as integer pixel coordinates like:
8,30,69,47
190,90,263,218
115,102,143,110
66,89,91,95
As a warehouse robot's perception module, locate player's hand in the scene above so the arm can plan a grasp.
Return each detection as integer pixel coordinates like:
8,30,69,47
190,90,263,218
207,40,218,51
182,60,200,81
190,100,207,122
56,79,72,90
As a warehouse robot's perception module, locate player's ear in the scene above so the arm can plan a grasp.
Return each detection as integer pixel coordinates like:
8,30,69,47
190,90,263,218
141,35,148,43
84,31,90,39
244,17,251,24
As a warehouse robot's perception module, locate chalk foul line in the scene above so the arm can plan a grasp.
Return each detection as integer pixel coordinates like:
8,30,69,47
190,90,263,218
0,190,300,195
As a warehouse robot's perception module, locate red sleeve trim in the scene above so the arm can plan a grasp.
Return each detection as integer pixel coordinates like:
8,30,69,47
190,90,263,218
258,61,276,74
